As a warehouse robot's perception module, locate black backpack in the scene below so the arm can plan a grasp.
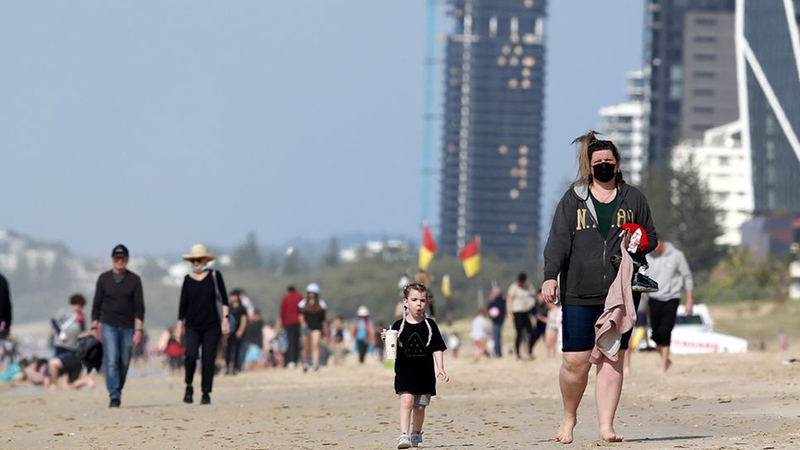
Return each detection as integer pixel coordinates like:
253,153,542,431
76,334,104,373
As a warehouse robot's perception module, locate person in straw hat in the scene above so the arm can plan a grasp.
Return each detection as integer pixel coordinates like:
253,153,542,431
175,244,230,405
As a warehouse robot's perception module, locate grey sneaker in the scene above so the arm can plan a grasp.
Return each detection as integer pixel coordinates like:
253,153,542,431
397,434,411,449
411,431,423,447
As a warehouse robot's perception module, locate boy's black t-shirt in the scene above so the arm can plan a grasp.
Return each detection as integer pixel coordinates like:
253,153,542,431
391,318,447,396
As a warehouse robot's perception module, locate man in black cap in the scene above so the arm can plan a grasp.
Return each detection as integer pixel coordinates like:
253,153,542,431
91,244,145,407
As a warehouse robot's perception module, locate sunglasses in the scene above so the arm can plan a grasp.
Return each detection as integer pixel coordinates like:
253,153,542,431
189,258,205,264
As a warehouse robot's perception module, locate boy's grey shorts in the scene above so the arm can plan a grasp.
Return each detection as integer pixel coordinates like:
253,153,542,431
413,395,431,410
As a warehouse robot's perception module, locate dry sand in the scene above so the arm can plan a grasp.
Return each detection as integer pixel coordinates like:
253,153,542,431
1,349,799,449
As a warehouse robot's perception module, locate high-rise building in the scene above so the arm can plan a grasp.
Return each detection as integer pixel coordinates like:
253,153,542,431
736,0,800,212
644,0,736,166
439,0,546,261
672,121,753,246
680,10,738,141
599,71,648,185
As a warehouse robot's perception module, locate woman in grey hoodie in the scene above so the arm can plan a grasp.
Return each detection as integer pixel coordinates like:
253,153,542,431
542,131,658,444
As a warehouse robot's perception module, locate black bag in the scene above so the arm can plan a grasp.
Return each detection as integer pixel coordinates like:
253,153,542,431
212,270,236,332
76,334,103,373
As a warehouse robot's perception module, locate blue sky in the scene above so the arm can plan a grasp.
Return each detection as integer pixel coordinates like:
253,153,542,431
0,1,643,256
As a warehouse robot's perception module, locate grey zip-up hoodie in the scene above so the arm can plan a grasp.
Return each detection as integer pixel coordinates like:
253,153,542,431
543,182,658,306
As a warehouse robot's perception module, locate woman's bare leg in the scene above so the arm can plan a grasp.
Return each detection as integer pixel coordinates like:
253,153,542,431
311,331,321,368
557,350,591,444
595,352,625,442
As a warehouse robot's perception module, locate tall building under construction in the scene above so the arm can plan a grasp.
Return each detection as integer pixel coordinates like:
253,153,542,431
438,0,546,262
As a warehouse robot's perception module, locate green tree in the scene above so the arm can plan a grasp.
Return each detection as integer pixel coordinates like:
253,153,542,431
232,232,262,270
322,237,340,268
283,247,308,275
642,162,724,273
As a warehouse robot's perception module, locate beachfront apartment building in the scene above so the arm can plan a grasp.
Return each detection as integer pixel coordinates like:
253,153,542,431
599,71,648,186
672,122,753,246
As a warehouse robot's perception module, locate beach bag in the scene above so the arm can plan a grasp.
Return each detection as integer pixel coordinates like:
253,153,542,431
212,270,236,332
76,334,103,373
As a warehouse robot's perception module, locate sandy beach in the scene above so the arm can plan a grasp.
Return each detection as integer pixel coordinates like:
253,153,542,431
1,349,798,449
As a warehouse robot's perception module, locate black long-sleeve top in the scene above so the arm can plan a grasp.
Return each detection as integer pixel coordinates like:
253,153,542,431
0,273,11,332
91,270,145,329
179,271,228,330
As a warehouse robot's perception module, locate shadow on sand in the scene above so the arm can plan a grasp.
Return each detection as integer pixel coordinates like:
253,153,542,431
626,435,712,443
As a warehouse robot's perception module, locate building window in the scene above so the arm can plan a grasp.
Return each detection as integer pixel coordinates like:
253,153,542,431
692,106,714,114
693,53,716,62
670,84,682,100
693,71,715,79
692,88,714,96
693,35,717,43
695,17,718,26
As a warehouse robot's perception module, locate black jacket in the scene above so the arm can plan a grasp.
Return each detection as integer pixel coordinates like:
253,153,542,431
0,273,10,337
91,270,145,329
543,182,657,306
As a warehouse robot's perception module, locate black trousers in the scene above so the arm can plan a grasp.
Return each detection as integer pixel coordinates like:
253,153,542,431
649,298,680,347
285,324,301,365
513,312,535,356
226,335,243,371
184,326,221,395
356,340,369,364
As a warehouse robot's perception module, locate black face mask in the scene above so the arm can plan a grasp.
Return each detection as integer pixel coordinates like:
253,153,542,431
592,163,616,183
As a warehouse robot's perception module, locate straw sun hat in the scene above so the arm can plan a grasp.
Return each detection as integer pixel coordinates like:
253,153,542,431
182,244,216,262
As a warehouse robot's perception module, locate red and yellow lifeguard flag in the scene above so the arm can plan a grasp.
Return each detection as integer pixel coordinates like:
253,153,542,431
459,237,481,278
418,224,437,270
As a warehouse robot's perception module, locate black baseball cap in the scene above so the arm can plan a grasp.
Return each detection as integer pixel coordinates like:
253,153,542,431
111,244,129,258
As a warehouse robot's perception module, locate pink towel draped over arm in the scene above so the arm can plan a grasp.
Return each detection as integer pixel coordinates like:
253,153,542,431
590,234,637,364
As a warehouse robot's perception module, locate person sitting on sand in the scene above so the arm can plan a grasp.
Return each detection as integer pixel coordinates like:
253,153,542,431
48,294,96,390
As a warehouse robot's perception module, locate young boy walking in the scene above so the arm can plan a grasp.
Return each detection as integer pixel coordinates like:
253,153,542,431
383,283,449,448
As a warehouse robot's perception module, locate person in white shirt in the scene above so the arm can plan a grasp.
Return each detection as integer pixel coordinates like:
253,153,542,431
506,273,535,360
470,309,489,362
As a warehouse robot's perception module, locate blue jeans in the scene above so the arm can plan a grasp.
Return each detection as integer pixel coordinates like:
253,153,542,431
492,323,503,357
102,324,134,400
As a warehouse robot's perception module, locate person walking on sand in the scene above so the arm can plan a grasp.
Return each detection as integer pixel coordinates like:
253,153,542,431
225,291,248,375
470,309,489,362
507,273,535,360
277,286,304,368
645,240,693,373
487,285,506,357
0,271,11,340
353,306,374,365
175,244,230,405
382,283,448,449
299,283,327,372
91,244,145,408
542,132,657,443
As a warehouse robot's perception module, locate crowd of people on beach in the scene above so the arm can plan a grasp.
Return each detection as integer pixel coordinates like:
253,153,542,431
0,130,719,446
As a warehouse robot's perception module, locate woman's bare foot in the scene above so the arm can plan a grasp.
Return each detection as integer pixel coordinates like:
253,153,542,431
556,415,577,444
663,358,672,373
599,425,624,442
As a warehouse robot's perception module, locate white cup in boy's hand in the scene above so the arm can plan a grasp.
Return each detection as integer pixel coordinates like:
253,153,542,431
385,330,398,360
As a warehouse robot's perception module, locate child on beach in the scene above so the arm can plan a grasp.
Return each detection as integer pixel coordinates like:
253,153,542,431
382,283,449,449
470,309,489,362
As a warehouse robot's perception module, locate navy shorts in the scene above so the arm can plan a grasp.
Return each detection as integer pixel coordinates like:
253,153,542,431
562,293,641,352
